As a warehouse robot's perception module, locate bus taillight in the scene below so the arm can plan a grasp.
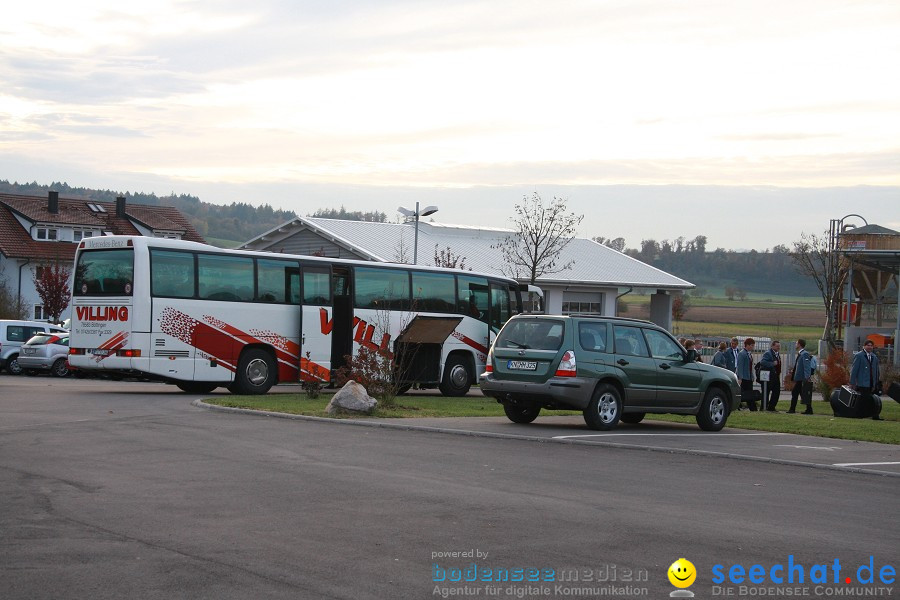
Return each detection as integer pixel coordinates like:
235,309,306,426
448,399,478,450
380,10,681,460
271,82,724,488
116,349,142,357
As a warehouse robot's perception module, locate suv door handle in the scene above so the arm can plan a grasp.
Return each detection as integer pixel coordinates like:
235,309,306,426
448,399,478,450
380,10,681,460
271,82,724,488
660,363,671,370
617,359,629,366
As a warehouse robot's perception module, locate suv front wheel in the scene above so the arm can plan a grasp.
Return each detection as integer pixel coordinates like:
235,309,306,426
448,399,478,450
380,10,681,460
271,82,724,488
503,401,541,424
584,383,622,430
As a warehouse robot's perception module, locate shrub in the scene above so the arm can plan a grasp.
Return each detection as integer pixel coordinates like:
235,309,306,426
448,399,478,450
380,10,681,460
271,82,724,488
819,348,851,400
334,346,398,407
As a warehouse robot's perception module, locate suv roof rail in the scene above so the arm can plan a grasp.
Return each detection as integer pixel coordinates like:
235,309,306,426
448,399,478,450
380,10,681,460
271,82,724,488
566,314,654,325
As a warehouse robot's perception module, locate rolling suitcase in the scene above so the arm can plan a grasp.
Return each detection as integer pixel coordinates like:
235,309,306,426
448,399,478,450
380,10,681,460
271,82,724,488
837,385,859,409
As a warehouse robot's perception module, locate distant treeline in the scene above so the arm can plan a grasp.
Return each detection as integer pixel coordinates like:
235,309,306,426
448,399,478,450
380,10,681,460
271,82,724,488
595,235,819,297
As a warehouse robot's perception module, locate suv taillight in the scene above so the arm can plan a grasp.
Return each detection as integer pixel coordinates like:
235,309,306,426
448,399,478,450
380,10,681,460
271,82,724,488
555,350,576,377
484,347,494,374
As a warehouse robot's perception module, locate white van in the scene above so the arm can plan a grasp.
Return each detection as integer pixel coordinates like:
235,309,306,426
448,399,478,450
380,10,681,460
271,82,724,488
0,320,69,375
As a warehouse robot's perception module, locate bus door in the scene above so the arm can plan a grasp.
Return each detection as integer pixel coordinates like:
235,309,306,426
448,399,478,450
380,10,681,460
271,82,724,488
489,283,513,337
457,275,491,363
300,265,333,383
330,266,353,372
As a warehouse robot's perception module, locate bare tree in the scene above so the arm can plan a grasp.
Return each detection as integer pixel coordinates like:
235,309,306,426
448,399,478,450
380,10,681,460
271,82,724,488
493,192,584,284
791,231,848,350
393,234,411,264
434,245,471,270
0,274,27,319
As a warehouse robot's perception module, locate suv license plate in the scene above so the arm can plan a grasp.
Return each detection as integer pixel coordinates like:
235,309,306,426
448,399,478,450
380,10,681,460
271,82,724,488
507,360,538,371
91,348,111,356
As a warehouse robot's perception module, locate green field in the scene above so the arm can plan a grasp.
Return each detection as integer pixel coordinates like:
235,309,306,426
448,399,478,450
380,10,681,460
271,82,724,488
623,292,820,308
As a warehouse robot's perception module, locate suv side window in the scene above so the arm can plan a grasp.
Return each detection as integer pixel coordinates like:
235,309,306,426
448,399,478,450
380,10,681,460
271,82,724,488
578,322,609,353
642,328,684,360
613,325,649,357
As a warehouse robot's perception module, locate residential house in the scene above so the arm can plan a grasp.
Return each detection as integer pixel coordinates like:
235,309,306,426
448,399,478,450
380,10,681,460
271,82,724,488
0,191,204,322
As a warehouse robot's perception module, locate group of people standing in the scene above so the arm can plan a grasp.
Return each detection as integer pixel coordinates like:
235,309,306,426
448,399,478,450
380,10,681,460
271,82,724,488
703,337,817,413
691,336,884,419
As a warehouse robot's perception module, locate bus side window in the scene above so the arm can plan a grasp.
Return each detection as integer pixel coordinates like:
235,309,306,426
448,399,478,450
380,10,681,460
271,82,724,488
302,267,331,305
151,250,195,298
257,259,295,303
287,268,301,304
412,271,455,312
458,275,489,323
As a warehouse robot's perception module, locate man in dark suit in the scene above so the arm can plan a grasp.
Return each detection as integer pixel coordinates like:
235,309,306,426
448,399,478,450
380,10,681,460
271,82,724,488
736,338,757,411
788,339,813,414
850,340,883,420
724,337,739,373
759,340,782,411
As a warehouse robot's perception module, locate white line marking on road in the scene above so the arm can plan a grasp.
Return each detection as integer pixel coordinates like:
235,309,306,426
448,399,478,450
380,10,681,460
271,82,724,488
775,445,842,451
833,461,900,467
552,432,787,439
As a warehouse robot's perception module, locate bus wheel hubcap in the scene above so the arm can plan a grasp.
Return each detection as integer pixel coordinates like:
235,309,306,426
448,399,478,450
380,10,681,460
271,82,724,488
246,358,269,385
450,364,468,387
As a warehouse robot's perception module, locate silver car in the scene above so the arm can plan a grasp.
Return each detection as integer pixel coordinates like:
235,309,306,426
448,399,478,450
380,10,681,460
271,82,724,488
18,334,71,377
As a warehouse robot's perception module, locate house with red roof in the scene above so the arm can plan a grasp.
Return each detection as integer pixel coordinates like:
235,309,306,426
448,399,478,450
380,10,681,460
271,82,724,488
0,191,204,322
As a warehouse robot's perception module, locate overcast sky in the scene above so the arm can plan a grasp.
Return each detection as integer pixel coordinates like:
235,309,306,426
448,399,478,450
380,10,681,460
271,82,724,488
2,0,898,249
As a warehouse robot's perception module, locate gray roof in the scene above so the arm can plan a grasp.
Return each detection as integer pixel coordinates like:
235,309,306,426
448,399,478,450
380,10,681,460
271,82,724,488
844,224,900,236
242,217,693,290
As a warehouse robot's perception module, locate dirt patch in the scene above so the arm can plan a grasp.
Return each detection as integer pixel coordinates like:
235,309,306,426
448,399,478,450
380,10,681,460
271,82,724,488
626,304,823,327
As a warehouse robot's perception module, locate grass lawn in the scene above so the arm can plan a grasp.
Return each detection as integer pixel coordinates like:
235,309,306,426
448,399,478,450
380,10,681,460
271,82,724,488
204,393,899,444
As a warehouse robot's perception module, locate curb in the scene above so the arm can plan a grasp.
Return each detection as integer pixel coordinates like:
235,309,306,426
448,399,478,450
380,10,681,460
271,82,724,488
191,400,899,478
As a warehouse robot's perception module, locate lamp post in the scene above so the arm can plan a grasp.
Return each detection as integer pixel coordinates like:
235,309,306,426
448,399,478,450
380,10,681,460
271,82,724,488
397,202,438,264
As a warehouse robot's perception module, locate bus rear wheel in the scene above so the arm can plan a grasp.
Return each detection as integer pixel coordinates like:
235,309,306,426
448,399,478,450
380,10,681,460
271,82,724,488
177,382,219,394
439,355,472,397
230,348,276,395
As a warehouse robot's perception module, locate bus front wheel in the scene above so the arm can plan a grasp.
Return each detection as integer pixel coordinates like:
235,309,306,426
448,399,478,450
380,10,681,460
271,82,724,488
439,355,472,397
230,349,276,395
177,382,219,394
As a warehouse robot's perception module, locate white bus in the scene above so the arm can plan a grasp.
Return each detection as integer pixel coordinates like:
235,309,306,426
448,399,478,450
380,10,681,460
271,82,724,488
68,236,522,395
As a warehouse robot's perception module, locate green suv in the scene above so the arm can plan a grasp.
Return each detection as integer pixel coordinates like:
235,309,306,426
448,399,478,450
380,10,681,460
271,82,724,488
479,315,740,431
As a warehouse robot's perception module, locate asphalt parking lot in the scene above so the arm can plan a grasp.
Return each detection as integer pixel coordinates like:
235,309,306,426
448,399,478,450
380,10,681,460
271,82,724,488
2,377,898,600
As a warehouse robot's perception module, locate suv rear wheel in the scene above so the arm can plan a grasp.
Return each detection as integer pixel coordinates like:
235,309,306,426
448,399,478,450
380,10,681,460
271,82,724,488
583,383,622,430
503,401,541,424
697,387,729,431
620,412,645,424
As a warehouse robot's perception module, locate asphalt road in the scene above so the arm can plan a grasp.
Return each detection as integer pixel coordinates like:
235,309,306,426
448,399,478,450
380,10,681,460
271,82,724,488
1,377,898,600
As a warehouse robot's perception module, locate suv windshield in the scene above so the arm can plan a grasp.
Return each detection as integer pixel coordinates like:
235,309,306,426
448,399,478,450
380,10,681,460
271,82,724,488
496,319,564,351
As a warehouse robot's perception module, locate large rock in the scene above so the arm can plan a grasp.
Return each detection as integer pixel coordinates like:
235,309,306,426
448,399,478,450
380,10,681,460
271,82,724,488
326,381,378,415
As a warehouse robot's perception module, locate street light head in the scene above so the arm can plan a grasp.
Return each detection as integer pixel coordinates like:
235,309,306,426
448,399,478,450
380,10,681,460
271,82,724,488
397,206,415,217
420,205,439,217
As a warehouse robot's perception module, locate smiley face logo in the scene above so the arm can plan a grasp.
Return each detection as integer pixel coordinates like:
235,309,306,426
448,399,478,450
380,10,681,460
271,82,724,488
668,558,696,588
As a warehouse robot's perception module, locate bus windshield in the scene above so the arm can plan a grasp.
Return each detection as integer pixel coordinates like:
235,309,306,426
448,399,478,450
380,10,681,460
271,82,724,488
74,248,135,296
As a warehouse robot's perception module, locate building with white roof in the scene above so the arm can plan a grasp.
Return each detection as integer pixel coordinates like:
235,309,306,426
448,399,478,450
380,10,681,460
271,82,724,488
240,217,694,330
